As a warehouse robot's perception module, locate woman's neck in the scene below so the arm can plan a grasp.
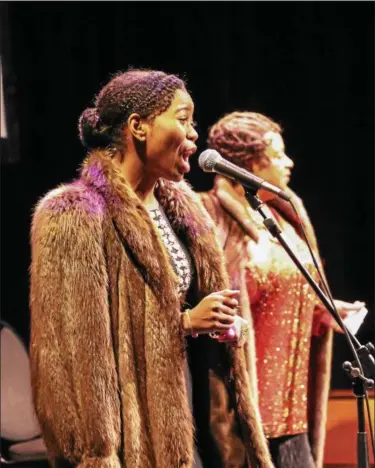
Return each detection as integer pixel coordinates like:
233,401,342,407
113,150,158,207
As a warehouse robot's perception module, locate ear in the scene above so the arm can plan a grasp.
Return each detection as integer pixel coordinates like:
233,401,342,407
127,113,148,142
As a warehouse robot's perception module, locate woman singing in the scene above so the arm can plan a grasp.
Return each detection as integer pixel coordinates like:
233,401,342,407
30,73,273,468
200,111,364,468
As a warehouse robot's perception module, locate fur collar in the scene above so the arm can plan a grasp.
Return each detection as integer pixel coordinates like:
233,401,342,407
80,150,226,303
213,176,319,252
213,176,260,242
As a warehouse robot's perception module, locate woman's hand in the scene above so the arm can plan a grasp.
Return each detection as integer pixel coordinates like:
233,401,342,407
216,315,249,347
182,289,240,336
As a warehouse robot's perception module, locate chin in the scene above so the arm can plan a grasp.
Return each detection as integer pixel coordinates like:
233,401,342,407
281,179,290,190
164,172,185,183
175,173,185,182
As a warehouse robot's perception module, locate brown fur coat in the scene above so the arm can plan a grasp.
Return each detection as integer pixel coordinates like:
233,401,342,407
30,152,274,468
199,177,333,468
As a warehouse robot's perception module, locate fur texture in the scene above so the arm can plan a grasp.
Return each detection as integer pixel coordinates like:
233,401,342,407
199,176,333,468
30,152,273,468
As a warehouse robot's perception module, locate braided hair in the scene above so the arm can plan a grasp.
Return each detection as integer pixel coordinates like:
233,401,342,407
207,111,281,170
78,69,186,153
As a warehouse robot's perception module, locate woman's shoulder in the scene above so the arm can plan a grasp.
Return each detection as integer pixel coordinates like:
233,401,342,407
33,179,107,225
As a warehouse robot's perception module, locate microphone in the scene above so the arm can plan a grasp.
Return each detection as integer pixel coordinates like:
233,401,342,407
198,149,291,201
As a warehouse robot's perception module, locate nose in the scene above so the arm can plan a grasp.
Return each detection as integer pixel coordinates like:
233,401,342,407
188,125,199,142
283,154,294,169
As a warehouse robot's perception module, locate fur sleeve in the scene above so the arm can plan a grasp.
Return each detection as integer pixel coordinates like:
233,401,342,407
29,188,121,468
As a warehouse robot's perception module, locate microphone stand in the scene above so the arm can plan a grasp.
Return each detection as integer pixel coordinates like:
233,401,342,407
245,189,375,468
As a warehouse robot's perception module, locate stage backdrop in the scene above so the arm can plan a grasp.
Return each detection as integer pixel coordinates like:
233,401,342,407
1,2,374,389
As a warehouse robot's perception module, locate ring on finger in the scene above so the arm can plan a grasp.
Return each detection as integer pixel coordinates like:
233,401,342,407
209,331,220,339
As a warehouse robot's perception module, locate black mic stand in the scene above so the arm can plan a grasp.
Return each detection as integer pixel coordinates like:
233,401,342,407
245,189,375,468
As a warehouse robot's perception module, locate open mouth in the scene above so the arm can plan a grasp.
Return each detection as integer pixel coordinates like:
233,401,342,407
179,147,197,173
181,147,197,160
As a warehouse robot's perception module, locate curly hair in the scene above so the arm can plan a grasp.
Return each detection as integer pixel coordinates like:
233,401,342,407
207,111,282,170
78,69,186,152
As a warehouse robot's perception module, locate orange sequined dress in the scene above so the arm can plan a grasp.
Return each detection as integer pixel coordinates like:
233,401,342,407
245,205,320,439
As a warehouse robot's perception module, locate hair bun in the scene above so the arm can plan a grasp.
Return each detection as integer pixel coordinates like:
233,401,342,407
78,107,109,150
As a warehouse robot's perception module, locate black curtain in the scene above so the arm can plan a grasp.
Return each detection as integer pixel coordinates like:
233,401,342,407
2,1,374,388
0,2,20,164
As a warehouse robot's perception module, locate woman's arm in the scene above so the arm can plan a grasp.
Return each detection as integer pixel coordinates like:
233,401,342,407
30,197,121,467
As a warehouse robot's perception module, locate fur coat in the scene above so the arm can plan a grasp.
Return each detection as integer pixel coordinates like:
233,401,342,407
29,152,274,468
199,177,333,468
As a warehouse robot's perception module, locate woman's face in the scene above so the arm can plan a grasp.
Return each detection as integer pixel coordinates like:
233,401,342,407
143,88,198,182
251,131,294,190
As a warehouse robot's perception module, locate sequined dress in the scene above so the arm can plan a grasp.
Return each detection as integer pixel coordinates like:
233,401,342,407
245,204,319,438
200,177,334,466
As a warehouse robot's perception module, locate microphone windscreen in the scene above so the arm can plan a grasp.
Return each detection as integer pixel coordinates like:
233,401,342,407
198,149,221,171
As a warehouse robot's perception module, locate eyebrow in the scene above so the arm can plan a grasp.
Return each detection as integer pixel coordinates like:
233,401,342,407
175,104,193,112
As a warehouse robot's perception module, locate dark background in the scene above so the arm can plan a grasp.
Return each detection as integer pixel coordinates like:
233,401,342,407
1,2,374,388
